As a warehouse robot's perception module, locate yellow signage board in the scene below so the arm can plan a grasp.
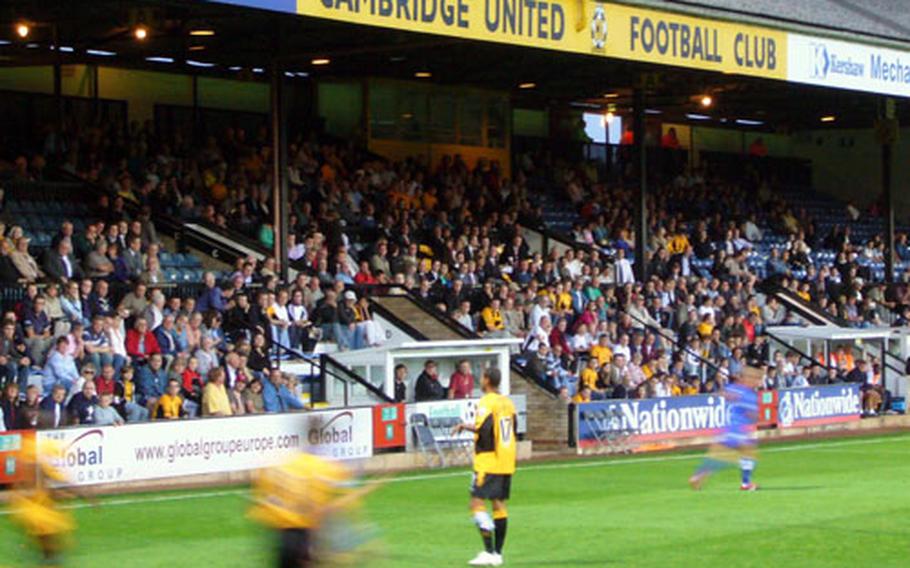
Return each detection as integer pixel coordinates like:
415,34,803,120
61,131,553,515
297,0,788,80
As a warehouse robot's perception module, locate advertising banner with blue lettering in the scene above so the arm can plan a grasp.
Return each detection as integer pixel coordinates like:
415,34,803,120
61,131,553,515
777,384,861,429
788,33,910,97
576,394,729,448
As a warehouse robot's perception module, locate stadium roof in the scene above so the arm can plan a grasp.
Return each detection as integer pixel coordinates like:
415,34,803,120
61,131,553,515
0,0,901,129
634,0,910,46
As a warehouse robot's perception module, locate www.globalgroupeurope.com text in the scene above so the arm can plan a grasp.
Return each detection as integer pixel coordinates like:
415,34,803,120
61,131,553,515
134,434,301,464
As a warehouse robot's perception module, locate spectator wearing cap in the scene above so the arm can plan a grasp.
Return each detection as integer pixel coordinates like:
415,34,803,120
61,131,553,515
10,236,43,283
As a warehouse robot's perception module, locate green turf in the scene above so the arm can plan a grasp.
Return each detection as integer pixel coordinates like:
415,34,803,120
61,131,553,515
2,433,909,567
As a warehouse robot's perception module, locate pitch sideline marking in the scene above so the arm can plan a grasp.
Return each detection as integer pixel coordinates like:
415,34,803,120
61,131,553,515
1,434,907,516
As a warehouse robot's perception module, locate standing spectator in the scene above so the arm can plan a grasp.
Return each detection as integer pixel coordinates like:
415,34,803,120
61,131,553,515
414,360,445,401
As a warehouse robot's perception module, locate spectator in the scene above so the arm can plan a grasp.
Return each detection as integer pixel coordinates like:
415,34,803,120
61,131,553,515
243,378,265,414
262,368,305,413
448,360,475,399
126,317,160,364
38,384,68,429
10,236,43,282
23,295,53,366
229,380,247,416
136,353,167,410
43,337,79,393
0,383,21,430
393,363,408,402
93,392,125,426
84,238,115,278
67,379,98,425
154,379,187,420
43,238,83,282
196,272,226,313
202,367,233,416
414,360,445,401
0,319,31,390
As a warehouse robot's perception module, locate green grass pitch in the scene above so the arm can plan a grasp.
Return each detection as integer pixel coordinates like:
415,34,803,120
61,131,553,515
2,433,909,567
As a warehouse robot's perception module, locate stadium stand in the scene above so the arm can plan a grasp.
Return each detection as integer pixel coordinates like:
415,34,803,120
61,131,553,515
0,108,899,431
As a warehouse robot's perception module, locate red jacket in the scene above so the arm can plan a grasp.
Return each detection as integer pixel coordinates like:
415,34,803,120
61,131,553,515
125,330,161,360
448,371,475,399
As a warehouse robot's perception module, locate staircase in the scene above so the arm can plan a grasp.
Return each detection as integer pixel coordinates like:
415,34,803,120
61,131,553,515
371,294,570,450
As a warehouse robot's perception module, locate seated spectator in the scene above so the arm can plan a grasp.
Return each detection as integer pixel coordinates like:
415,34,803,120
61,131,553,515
194,334,219,377
38,384,68,429
43,337,79,393
115,366,149,422
93,392,125,426
136,353,167,410
154,379,187,420
0,383,21,430
67,379,98,425
126,317,161,365
43,238,83,282
229,380,247,416
84,238,115,278
262,368,305,413
243,378,265,414
23,295,54,366
448,360,475,399
202,367,232,416
414,360,445,401
10,236,43,282
0,319,31,390
196,272,226,313
118,282,149,320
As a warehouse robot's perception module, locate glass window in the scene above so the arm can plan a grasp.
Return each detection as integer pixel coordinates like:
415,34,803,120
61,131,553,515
429,93,456,144
486,98,507,148
369,84,397,140
459,96,483,146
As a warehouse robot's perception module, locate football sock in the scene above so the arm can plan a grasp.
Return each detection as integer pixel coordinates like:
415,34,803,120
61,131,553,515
493,509,508,554
695,457,725,477
740,457,756,485
473,511,495,554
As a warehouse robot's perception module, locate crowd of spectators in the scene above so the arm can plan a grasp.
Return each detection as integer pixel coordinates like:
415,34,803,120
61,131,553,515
0,117,900,428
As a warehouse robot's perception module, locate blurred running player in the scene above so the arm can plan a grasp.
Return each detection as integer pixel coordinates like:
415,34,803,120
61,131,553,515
689,366,762,491
452,368,516,566
8,435,76,566
248,438,381,567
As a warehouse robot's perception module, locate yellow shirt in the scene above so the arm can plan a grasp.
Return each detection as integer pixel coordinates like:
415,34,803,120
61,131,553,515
249,452,353,530
697,322,714,338
481,307,505,331
572,391,592,404
590,344,613,366
580,367,599,391
154,393,184,419
473,393,517,475
555,292,572,312
202,383,233,416
667,234,690,255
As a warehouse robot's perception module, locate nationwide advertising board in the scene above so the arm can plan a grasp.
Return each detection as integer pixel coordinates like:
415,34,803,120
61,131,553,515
788,33,910,98
215,0,788,81
576,394,730,448
37,408,373,487
776,384,862,429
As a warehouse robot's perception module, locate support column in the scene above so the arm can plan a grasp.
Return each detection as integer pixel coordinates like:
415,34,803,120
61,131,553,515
271,63,290,282
52,24,63,153
881,97,896,283
633,87,648,282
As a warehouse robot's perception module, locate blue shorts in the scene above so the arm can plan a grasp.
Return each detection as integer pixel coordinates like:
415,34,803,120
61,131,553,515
720,429,755,450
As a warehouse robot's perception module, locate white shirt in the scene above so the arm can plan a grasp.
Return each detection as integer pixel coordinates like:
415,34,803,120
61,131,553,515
615,259,635,284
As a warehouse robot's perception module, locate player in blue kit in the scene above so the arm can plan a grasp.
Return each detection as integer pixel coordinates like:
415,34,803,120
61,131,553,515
689,366,762,491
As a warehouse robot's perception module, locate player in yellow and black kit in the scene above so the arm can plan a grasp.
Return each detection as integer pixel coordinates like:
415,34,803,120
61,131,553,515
452,368,516,567
249,450,382,567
